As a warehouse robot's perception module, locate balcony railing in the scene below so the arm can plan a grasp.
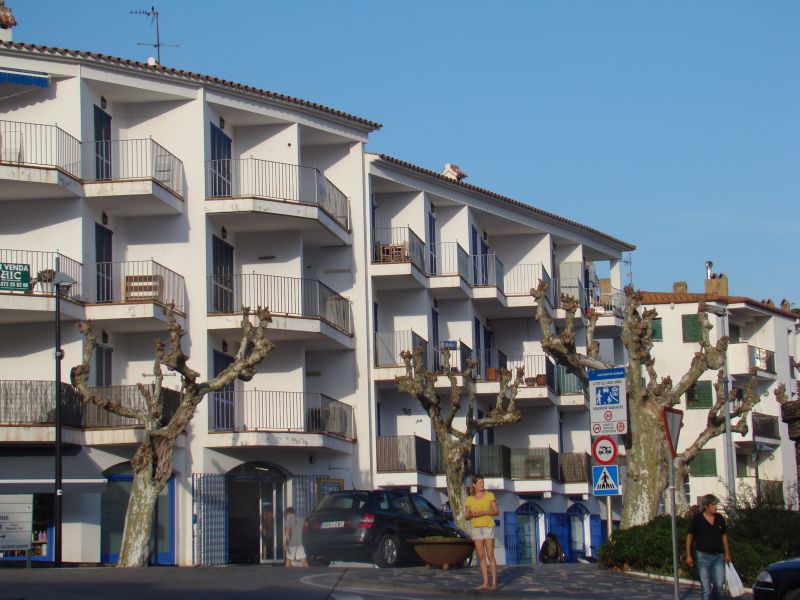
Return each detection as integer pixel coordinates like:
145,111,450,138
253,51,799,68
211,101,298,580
474,444,511,478
206,158,349,230
209,390,353,439
469,253,504,293
477,347,508,381
426,242,470,281
560,452,591,483
374,330,429,368
373,227,425,272
554,364,584,395
91,260,186,313
589,285,625,317
511,447,560,480
752,412,781,440
0,249,83,301
551,278,587,310
0,119,81,179
376,435,432,473
207,273,352,335
750,346,776,374
503,263,550,296
83,138,184,197
506,355,549,385
0,380,178,428
432,340,472,374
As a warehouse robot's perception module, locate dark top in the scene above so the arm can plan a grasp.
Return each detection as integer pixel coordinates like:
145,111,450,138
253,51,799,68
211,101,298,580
688,511,727,554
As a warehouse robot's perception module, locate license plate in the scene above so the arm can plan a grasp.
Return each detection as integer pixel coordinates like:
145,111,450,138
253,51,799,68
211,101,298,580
321,520,345,529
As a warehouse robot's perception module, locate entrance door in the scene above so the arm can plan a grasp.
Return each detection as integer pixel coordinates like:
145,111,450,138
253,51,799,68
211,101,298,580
212,351,234,430
517,513,537,563
94,105,112,180
209,123,232,196
428,210,437,274
227,464,285,564
95,224,113,303
211,235,234,313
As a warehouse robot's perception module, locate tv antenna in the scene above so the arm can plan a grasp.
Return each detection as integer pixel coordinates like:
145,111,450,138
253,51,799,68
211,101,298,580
130,5,178,65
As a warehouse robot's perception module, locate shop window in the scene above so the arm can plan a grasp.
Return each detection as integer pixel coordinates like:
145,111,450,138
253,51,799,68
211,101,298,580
0,494,53,562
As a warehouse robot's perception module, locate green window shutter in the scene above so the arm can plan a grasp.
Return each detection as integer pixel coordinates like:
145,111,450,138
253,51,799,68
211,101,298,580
728,324,741,344
690,449,717,477
686,380,713,409
650,318,663,342
682,314,703,343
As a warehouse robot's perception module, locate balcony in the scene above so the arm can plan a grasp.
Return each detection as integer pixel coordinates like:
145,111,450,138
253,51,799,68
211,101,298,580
505,354,552,403
588,285,625,319
502,263,552,314
370,227,427,289
431,340,472,375
559,452,591,483
553,364,585,402
752,412,781,442
207,273,353,349
427,242,471,299
470,253,505,308
729,343,777,378
205,158,350,245
473,444,511,478
81,138,184,215
376,435,433,473
0,120,82,200
84,260,186,331
374,329,429,378
511,447,560,480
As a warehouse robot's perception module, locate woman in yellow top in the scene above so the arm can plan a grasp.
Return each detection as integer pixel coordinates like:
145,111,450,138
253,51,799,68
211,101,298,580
464,475,498,591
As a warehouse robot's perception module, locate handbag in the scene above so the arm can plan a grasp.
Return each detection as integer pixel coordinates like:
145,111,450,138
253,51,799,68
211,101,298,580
725,562,745,598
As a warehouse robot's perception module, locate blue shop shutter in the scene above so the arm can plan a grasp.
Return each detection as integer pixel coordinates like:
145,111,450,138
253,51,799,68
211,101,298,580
547,513,571,562
503,511,519,565
590,514,602,557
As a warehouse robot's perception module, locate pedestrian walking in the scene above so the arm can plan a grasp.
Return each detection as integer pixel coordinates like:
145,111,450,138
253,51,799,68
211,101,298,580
465,475,498,591
284,507,308,567
685,494,731,600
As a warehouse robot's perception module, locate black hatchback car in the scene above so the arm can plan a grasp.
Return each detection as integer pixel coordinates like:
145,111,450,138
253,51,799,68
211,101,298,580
754,557,800,599
302,489,468,567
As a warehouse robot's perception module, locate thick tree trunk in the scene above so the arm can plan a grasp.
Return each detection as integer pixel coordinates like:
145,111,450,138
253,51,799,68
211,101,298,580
117,468,162,567
443,440,470,532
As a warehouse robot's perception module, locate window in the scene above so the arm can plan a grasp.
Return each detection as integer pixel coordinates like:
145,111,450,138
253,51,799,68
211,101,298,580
650,318,663,342
728,324,741,344
686,380,713,409
387,492,414,515
411,495,439,521
682,314,703,343
689,449,717,477
93,345,113,387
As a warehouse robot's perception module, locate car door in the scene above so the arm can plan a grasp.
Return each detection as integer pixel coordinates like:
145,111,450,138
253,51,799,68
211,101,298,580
411,494,449,538
385,491,426,544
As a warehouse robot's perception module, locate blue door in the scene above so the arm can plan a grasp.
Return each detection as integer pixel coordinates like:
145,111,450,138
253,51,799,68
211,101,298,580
503,512,519,564
546,512,571,562
590,514,602,557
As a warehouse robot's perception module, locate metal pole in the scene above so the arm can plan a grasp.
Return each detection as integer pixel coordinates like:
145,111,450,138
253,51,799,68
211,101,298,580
606,496,612,541
720,309,736,506
54,282,63,568
668,451,680,600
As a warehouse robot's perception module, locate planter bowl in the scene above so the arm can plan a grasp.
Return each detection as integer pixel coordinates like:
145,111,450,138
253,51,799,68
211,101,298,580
410,538,474,570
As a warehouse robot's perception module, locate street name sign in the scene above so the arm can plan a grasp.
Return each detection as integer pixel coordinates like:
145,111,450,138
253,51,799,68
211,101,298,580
0,494,33,552
592,465,621,496
589,367,627,435
0,262,31,291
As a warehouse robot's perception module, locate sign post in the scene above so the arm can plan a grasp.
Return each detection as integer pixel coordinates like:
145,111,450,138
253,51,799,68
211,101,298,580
589,368,627,435
662,407,684,600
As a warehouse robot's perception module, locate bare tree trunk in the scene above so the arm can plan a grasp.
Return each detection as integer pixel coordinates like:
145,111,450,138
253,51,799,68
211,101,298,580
443,439,470,532
117,469,161,567
620,409,664,528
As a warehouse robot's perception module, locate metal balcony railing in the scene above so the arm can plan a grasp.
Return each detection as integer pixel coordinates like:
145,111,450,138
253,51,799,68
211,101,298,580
0,380,179,428
206,158,349,230
559,452,591,483
589,285,625,317
208,273,353,335
750,346,776,374
83,138,184,197
476,347,508,380
431,340,472,374
372,227,425,272
506,355,549,386
551,278,587,310
0,249,83,300
469,253,504,292
374,330,429,368
0,119,81,179
554,364,584,395
503,263,551,296
510,447,560,480
752,412,781,440
376,435,432,473
426,242,470,282
474,444,511,478
91,260,186,313
209,390,354,439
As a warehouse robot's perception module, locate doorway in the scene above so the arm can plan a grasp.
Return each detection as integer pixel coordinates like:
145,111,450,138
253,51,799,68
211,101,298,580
94,105,112,180
95,223,113,303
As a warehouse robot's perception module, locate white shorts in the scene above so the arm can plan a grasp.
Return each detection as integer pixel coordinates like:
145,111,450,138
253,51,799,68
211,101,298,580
286,544,306,561
470,526,495,541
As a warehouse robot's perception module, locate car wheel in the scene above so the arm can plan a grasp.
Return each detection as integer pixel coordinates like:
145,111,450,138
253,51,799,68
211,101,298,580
308,556,331,567
373,534,400,568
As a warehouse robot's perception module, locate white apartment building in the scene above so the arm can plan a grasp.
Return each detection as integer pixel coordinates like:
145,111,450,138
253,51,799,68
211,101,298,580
641,276,799,510
0,18,636,567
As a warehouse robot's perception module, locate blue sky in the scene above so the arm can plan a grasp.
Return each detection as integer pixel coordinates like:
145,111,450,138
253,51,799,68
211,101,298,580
11,1,799,304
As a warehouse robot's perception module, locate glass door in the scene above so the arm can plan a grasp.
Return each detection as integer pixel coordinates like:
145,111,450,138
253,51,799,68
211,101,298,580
95,223,113,303
212,351,234,430
209,123,232,196
211,235,234,312
94,105,112,179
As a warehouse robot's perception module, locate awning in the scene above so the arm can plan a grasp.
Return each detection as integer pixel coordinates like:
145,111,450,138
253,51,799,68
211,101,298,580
0,68,50,88
0,478,107,493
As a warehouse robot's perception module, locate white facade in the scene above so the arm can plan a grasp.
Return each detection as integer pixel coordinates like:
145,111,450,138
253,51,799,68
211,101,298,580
641,284,799,510
0,36,641,567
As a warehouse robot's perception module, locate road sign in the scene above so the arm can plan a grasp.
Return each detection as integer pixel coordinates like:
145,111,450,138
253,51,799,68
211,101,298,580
0,494,33,551
0,262,31,291
592,435,618,465
589,368,627,435
662,407,684,458
592,465,621,496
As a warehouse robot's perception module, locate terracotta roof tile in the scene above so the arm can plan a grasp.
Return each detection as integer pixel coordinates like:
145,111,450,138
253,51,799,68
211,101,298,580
0,41,381,130
640,291,799,320
375,154,636,251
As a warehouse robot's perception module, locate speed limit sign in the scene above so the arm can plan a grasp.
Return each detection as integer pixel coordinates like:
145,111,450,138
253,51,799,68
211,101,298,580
592,435,618,465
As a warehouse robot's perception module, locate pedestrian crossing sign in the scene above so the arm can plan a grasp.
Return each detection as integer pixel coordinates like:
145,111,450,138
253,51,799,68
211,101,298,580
592,465,621,496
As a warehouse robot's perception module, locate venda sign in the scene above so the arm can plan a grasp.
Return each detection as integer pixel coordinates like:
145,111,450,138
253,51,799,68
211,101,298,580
0,263,31,291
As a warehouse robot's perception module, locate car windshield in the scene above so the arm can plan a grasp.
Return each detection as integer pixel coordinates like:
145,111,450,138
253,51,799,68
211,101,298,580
316,492,369,510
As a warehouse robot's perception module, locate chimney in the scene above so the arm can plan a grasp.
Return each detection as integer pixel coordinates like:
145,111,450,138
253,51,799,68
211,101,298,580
781,299,792,313
673,281,688,293
0,1,16,42
441,163,467,182
704,274,728,297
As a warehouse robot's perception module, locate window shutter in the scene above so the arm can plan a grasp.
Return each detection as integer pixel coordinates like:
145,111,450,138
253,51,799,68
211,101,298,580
682,314,703,343
650,318,663,342
728,324,741,344
687,380,713,409
689,449,717,477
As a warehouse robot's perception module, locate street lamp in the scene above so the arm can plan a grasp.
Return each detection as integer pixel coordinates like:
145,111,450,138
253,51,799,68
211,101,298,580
52,270,76,568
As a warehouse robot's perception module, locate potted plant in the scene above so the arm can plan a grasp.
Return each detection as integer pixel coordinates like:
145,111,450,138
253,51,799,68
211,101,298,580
409,536,474,570
36,268,56,294
535,373,547,386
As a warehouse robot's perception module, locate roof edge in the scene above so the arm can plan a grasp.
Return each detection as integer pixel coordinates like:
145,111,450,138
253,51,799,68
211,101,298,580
639,291,799,321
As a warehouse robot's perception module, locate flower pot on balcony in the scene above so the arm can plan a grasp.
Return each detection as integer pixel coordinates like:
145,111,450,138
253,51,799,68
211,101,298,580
410,537,474,570
486,368,500,381
524,377,536,386
535,373,547,386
